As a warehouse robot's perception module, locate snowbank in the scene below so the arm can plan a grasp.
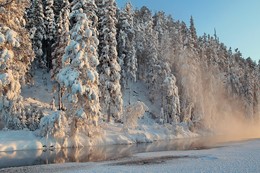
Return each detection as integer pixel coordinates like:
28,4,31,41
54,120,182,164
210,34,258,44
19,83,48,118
0,130,42,151
0,119,197,152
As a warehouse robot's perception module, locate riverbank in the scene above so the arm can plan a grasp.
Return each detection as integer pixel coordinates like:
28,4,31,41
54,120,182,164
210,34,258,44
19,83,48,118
1,138,259,173
0,120,197,152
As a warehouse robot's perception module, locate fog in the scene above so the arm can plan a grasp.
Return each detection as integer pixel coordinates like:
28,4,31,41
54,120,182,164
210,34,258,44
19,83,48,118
172,48,260,142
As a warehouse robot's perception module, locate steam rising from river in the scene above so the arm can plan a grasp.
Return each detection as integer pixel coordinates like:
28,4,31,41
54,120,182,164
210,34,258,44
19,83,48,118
201,72,260,140
172,49,260,141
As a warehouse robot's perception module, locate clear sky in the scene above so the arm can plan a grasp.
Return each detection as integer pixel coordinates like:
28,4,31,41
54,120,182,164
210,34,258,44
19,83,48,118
116,0,260,62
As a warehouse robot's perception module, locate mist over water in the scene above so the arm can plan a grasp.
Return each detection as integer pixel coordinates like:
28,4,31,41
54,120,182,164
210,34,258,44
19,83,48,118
199,68,260,141
209,114,260,142
172,47,260,142
200,73,260,141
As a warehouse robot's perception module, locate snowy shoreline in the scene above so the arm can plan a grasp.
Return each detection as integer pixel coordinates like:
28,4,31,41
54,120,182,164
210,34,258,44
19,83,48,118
1,138,260,173
0,121,198,152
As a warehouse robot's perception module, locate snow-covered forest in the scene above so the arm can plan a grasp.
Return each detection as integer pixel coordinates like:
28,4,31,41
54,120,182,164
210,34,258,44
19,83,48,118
0,0,260,149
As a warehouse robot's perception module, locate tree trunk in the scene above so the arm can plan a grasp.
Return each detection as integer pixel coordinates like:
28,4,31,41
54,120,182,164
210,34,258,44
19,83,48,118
58,83,62,110
107,103,111,122
46,40,53,71
127,78,131,105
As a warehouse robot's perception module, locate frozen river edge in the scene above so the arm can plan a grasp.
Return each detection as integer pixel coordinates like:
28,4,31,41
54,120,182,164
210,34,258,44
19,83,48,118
0,138,260,173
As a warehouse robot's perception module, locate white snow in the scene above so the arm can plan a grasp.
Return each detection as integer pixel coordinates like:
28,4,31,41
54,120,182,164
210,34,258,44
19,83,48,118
0,32,5,45
6,29,20,47
123,101,149,129
0,117,196,152
21,69,53,105
0,130,42,151
1,139,260,173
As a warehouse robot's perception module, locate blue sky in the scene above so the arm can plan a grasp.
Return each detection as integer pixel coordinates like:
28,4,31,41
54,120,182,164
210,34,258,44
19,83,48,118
116,0,260,62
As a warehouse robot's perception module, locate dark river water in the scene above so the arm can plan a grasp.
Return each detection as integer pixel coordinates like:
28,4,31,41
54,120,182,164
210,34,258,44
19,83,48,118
0,136,256,169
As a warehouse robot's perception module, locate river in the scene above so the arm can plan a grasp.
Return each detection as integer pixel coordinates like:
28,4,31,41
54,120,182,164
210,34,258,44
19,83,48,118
0,136,257,169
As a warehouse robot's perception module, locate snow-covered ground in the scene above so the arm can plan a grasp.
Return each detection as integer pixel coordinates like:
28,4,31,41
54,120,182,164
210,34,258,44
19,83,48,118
1,139,259,173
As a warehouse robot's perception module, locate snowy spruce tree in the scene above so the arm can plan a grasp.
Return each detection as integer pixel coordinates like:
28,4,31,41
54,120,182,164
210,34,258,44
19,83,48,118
117,2,137,93
153,12,173,63
51,1,70,79
162,74,180,124
189,16,197,49
53,0,66,20
51,0,70,110
44,0,56,70
134,6,154,81
255,62,260,121
57,0,100,143
31,0,46,66
134,6,160,103
25,1,36,38
153,11,168,46
96,0,123,122
0,0,34,129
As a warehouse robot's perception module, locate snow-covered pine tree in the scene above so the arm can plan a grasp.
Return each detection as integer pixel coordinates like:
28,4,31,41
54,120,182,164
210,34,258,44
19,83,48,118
188,17,205,126
153,11,167,45
189,16,197,49
172,21,204,129
134,6,160,103
243,57,255,120
145,27,168,104
153,12,172,63
0,0,34,129
44,0,56,41
57,1,100,139
255,61,260,121
44,0,56,70
53,0,65,20
96,0,123,122
51,0,70,110
82,0,99,28
152,11,179,114
117,3,137,105
117,3,137,91
25,1,36,39
134,6,154,81
32,0,46,67
51,0,70,79
162,74,180,124
228,49,245,101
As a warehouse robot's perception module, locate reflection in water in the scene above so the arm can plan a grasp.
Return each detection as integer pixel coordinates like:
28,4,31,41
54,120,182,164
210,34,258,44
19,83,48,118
0,136,255,169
